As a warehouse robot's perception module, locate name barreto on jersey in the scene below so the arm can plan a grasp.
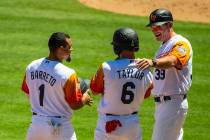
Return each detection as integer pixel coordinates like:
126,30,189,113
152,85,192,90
31,70,56,86
117,68,144,80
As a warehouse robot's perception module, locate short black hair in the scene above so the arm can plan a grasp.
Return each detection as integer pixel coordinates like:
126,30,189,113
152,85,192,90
48,32,70,52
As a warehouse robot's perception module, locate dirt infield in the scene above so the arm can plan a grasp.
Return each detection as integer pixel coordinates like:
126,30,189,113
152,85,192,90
79,0,210,23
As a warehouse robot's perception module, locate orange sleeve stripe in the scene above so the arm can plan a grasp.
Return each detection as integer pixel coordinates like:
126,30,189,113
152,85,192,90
90,64,104,93
144,83,153,99
21,75,29,95
170,41,190,66
64,73,82,106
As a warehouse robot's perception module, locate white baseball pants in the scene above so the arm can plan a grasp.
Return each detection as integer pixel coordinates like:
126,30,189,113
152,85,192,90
152,97,188,140
26,115,77,140
94,113,142,140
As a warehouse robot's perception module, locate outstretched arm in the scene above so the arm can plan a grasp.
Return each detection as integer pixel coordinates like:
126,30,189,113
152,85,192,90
136,55,179,70
136,41,191,70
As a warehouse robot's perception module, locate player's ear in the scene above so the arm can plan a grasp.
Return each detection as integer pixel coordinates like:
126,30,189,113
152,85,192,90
167,22,173,28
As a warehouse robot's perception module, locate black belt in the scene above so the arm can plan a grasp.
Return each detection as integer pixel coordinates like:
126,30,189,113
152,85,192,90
154,94,187,103
33,112,62,118
106,111,138,116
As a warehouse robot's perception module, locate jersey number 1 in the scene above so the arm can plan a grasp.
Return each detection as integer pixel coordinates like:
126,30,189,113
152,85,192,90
121,82,135,104
38,84,45,107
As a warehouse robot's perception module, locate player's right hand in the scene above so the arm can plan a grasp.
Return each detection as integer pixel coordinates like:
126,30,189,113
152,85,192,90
135,58,153,70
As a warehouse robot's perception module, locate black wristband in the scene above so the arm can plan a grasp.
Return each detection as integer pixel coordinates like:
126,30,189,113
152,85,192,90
152,59,157,67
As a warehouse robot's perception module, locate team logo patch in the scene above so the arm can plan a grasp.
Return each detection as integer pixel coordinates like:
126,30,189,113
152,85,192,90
131,40,134,47
177,46,186,55
45,60,49,64
150,14,156,22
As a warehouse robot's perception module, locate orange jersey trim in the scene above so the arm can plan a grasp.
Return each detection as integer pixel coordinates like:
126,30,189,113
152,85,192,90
63,73,82,106
144,83,153,99
90,64,104,94
21,74,29,95
170,41,190,66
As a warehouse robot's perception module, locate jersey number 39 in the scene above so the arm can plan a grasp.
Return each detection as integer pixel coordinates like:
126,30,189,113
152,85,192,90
155,69,165,80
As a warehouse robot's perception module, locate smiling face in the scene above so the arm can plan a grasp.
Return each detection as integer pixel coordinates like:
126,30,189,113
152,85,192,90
150,23,171,42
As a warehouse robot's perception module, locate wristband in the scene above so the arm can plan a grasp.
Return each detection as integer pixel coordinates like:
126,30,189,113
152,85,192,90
152,59,157,67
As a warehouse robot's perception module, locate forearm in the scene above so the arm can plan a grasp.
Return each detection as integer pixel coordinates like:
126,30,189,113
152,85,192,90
136,55,179,70
154,55,178,69
69,92,92,110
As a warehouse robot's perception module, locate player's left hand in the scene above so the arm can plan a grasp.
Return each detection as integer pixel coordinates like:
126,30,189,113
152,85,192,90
82,90,93,106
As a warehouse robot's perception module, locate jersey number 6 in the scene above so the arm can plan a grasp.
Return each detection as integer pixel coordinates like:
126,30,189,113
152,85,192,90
121,82,135,104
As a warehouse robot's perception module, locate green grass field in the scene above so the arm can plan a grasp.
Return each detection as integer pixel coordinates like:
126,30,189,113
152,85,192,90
0,0,210,139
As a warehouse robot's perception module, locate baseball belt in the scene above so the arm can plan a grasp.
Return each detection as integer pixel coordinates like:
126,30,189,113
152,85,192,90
106,111,138,116
154,94,187,103
32,112,62,118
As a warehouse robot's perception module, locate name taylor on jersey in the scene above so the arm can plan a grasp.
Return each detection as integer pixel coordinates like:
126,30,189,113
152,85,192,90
117,67,144,80
31,70,56,86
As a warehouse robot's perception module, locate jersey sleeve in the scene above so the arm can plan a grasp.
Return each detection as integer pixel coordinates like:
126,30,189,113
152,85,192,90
90,64,104,94
170,41,191,66
21,74,29,96
144,70,153,99
63,73,83,106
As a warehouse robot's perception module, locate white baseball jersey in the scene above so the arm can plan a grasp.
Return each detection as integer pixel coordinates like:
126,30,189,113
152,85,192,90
90,59,153,115
22,58,82,119
152,35,193,96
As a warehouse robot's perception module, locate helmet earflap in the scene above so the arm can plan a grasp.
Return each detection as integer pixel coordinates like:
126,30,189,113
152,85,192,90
113,45,121,55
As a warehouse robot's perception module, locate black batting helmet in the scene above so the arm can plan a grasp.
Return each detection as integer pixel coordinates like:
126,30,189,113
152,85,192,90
111,28,139,55
146,8,173,27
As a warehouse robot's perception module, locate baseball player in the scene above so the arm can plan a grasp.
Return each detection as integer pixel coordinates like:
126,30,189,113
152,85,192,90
90,28,153,140
136,8,193,140
21,32,93,140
